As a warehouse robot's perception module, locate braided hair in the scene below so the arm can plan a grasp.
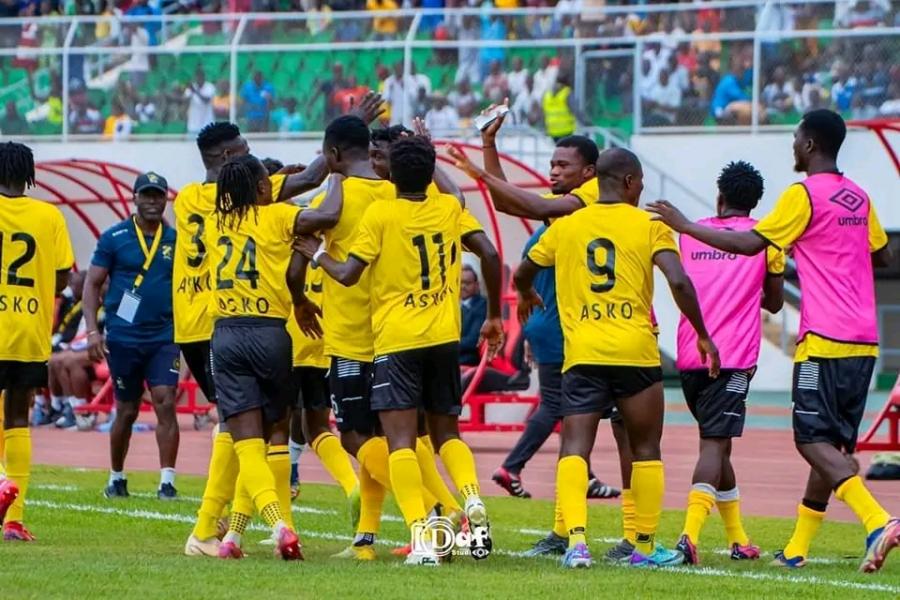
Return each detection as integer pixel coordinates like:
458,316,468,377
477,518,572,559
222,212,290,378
215,154,265,231
0,142,36,191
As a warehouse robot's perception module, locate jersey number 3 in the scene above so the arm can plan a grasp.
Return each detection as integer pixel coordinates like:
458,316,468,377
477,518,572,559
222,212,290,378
216,236,260,290
587,237,616,293
0,232,37,288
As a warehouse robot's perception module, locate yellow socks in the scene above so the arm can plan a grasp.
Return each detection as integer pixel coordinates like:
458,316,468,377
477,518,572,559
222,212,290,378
416,436,462,513
835,475,890,534
192,431,239,540
556,455,589,548
716,487,749,546
267,444,294,530
632,460,664,556
357,464,386,534
4,428,30,523
438,438,480,501
311,432,359,497
552,497,567,539
388,449,427,528
223,480,254,545
783,503,826,559
682,483,716,544
621,488,636,544
233,438,284,529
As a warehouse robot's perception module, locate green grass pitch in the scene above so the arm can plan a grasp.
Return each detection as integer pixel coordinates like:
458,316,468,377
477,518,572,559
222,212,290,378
1,466,899,599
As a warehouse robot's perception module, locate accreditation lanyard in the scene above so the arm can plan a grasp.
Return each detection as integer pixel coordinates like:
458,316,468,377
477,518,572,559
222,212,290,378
131,216,163,292
117,217,162,324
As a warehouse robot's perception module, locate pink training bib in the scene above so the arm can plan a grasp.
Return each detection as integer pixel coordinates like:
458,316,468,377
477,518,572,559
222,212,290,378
677,216,768,370
794,173,878,346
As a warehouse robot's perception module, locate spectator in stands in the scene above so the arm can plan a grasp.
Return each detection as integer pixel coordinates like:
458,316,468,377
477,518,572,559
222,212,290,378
103,98,133,140
711,57,753,124
448,77,482,126
533,54,558,100
856,59,889,108
126,0,162,47
183,67,215,134
383,61,411,125
838,0,889,28
879,83,900,116
479,14,507,80
763,66,796,116
212,80,230,120
459,265,487,367
308,62,349,124
135,93,157,123
483,59,510,105
667,52,690,94
692,51,720,104
409,63,432,96
240,70,274,132
412,86,430,120
126,22,150,89
69,103,103,134
691,18,721,71
332,75,369,115
831,62,858,113
644,68,682,126
367,0,399,41
511,73,542,127
507,56,529,99
0,101,28,136
542,70,584,141
454,14,480,85
420,0,445,33
424,93,459,132
851,92,879,119
84,171,180,500
272,97,305,133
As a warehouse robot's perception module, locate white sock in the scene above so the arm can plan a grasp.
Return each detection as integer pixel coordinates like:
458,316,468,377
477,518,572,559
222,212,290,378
34,394,47,407
160,467,176,487
51,395,65,411
223,531,242,546
109,470,125,485
289,439,304,465
69,396,87,409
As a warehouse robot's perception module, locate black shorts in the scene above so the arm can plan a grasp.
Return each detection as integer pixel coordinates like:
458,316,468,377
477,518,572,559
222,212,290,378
329,356,377,435
681,369,752,439
540,362,621,422
561,364,662,417
792,357,876,453
211,317,293,423
180,340,215,403
106,340,181,403
0,360,47,390
292,366,329,412
371,342,462,416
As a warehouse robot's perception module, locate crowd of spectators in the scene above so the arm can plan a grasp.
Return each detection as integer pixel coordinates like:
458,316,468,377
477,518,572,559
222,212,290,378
0,0,897,137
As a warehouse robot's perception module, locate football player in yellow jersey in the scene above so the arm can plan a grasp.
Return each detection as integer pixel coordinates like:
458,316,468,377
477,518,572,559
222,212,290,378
181,118,364,556
0,142,75,541
515,148,720,569
204,154,309,561
296,137,503,566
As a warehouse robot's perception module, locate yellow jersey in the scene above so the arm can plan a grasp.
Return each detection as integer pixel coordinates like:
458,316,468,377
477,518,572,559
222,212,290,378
0,195,74,362
314,176,395,362
286,204,328,368
172,175,285,343
753,183,886,361
207,202,298,321
528,202,678,372
350,192,463,355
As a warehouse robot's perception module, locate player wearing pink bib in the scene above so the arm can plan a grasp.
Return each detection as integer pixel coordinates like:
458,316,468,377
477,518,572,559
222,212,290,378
648,110,899,574
672,161,785,566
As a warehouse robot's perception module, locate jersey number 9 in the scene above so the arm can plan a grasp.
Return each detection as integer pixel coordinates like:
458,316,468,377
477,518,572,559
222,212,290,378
587,237,615,293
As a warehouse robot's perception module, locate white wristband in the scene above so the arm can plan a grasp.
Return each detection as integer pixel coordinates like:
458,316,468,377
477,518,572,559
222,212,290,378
312,245,326,267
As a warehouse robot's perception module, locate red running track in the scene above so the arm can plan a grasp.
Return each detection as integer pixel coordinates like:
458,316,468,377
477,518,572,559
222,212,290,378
30,416,900,522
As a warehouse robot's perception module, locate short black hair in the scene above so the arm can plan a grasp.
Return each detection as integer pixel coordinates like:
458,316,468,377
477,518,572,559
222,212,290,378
324,115,371,153
555,135,600,167
0,142,35,189
717,160,764,211
799,109,846,159
196,121,241,152
390,137,435,194
370,124,413,145
215,154,265,231
261,157,283,176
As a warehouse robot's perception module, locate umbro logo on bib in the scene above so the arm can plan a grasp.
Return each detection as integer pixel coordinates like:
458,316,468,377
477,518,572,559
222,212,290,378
829,188,865,213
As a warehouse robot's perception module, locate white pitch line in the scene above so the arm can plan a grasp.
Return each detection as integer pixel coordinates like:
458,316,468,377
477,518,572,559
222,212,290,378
25,499,899,595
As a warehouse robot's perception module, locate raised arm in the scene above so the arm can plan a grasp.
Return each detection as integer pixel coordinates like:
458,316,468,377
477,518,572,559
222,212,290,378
479,102,508,181
647,200,768,256
83,264,108,363
294,173,345,235
412,116,466,208
654,250,720,377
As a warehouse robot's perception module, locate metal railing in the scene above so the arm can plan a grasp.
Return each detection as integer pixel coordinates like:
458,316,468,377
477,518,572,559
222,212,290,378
0,2,893,140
